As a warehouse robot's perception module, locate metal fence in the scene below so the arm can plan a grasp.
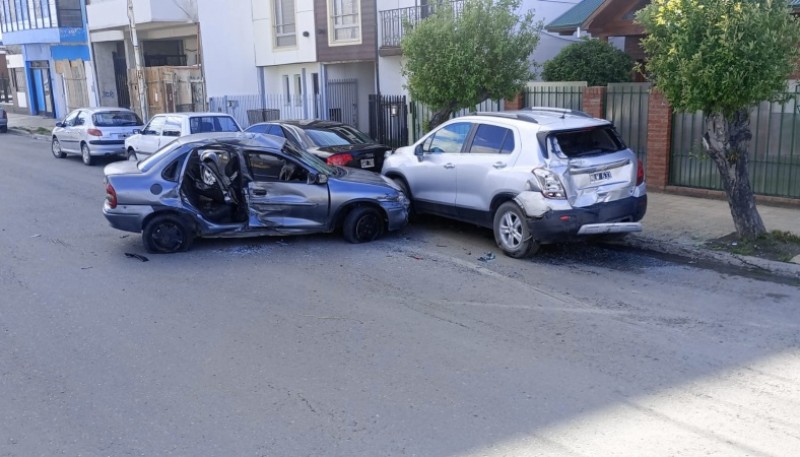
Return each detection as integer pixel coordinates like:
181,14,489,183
0,76,12,103
409,98,504,142
671,92,800,199
524,82,586,111
369,94,409,149
209,94,321,129
605,83,650,166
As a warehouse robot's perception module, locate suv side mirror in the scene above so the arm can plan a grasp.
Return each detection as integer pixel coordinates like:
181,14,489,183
414,144,424,162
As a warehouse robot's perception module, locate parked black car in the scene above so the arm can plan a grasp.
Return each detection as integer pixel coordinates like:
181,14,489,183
245,120,390,172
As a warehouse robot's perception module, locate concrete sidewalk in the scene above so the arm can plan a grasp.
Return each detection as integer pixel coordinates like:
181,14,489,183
5,111,57,135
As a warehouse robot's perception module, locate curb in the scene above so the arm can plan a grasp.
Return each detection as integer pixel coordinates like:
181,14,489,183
8,127,51,141
621,233,800,282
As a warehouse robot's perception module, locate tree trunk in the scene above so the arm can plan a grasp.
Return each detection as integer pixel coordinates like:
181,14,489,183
702,109,766,240
427,104,456,131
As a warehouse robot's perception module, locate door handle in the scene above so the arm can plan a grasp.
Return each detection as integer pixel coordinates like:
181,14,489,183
252,187,267,196
493,162,507,169
443,163,455,169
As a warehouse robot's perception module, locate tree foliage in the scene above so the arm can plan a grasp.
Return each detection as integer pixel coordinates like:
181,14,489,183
401,0,541,128
637,0,800,116
542,39,634,86
636,0,800,239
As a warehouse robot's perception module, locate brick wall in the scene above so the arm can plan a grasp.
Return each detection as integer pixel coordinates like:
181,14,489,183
645,90,673,190
582,86,606,118
504,92,524,110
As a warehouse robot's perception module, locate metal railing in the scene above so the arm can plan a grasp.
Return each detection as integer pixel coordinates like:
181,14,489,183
379,1,464,48
209,94,322,129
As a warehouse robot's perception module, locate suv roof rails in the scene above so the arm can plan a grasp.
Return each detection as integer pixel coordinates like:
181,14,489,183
526,107,592,118
471,111,539,123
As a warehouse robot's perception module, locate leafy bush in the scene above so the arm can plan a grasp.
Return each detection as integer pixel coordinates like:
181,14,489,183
542,39,634,86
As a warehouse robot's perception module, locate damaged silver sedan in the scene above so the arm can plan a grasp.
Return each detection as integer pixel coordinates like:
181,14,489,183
103,133,409,253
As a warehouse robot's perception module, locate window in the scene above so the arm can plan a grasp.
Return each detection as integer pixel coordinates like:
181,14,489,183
143,116,166,135
93,111,142,127
283,75,291,105
63,110,79,127
469,124,515,154
329,0,360,44
247,152,287,181
424,122,472,153
550,126,624,158
245,124,269,134
293,74,302,106
267,125,286,138
75,111,89,126
273,0,296,48
189,116,240,134
163,117,183,137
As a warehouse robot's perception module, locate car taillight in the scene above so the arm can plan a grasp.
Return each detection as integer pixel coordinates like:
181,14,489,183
88,128,103,137
532,168,567,199
105,183,117,209
327,153,353,167
636,158,645,186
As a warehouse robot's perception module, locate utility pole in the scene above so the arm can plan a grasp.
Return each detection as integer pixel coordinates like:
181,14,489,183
127,0,148,120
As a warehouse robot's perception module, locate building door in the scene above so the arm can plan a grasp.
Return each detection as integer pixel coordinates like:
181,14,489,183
113,53,131,108
30,61,54,117
326,78,358,128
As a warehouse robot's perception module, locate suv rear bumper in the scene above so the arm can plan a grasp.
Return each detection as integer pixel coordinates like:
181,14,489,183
527,195,647,243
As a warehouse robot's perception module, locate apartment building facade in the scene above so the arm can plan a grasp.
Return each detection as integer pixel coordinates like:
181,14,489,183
0,0,95,117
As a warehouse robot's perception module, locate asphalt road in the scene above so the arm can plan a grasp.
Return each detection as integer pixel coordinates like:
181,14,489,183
2,133,799,457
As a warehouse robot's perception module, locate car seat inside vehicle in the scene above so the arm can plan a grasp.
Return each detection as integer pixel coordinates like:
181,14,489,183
181,148,247,224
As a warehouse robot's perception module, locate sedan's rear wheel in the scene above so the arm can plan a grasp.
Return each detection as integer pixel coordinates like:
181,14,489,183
81,143,94,166
142,214,194,253
343,206,384,244
51,138,66,158
493,202,539,258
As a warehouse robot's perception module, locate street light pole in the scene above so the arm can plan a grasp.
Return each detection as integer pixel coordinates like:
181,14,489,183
127,0,148,120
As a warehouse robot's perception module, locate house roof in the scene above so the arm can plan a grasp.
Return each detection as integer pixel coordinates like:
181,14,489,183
545,0,606,33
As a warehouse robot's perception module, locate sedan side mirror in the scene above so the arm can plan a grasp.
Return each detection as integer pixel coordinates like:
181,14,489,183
316,173,329,185
55,122,65,128
414,144,424,162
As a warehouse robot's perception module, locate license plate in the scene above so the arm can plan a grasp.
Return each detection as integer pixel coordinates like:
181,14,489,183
116,134,128,139
360,158,375,168
590,171,612,183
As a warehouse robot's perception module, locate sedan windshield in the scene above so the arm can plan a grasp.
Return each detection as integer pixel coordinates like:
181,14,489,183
282,142,336,176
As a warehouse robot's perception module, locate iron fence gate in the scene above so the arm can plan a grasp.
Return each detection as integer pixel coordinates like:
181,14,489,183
0,76,11,103
605,83,650,166
670,91,800,199
327,78,359,128
524,82,585,111
369,94,409,149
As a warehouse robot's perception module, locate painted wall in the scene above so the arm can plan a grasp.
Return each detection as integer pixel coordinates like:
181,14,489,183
377,55,406,97
93,41,119,107
87,0,197,31
197,0,258,96
253,0,317,67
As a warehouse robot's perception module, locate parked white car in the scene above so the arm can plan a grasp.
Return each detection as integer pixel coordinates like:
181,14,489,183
125,112,241,159
51,107,143,165
382,108,648,258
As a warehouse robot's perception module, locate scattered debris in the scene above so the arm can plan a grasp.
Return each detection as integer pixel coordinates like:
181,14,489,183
124,252,149,262
119,235,130,239
409,255,424,260
81,266,93,270
31,234,41,238
478,252,496,262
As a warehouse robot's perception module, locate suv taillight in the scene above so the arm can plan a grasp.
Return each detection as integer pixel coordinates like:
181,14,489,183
532,168,567,199
636,158,645,186
105,183,117,209
327,153,353,167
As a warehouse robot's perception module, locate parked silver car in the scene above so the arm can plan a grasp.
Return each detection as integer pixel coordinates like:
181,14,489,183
51,107,143,165
103,132,409,253
382,108,647,258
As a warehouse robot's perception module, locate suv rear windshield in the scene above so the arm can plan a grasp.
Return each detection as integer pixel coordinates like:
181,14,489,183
546,126,625,158
93,111,142,127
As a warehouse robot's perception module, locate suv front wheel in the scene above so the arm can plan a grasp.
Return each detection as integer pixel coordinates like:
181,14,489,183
493,202,539,258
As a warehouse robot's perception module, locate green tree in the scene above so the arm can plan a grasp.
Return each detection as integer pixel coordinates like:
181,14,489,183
401,0,541,130
542,39,634,85
636,0,800,240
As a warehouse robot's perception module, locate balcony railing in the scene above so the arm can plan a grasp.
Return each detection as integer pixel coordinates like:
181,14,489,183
379,1,464,49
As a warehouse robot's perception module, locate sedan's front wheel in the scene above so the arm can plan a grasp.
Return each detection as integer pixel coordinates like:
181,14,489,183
493,202,539,258
126,148,137,161
142,214,194,253
51,138,66,158
343,206,384,244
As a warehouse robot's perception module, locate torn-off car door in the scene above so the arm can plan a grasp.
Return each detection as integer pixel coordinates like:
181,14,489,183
244,151,330,233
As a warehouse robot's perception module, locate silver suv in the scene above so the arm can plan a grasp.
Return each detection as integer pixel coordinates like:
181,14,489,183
382,108,647,258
